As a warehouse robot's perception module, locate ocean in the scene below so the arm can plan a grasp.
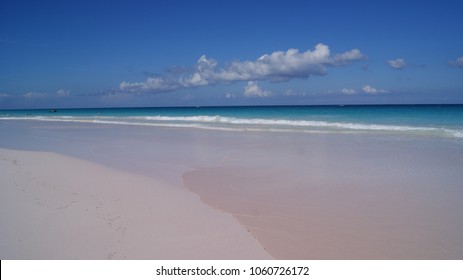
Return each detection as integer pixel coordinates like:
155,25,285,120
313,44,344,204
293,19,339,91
1,104,463,139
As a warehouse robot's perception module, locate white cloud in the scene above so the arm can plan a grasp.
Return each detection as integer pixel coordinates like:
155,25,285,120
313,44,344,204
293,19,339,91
0,93,11,98
56,89,70,97
225,92,236,98
341,88,356,95
119,43,366,93
120,77,179,92
221,44,359,82
362,85,388,94
449,56,463,68
387,58,406,69
120,55,220,93
333,49,366,65
243,81,271,97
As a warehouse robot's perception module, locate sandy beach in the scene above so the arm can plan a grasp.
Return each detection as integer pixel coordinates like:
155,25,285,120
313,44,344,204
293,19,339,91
1,120,463,259
0,147,270,259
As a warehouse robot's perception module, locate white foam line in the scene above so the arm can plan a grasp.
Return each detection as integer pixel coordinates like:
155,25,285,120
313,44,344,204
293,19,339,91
2,115,463,138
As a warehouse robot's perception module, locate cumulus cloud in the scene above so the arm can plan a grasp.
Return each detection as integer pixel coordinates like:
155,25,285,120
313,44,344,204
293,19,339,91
387,58,406,69
119,43,366,93
341,88,356,95
449,56,463,68
332,49,366,65
243,81,271,97
362,85,388,94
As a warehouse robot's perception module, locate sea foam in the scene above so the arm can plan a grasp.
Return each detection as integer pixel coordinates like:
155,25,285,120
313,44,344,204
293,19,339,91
1,114,462,139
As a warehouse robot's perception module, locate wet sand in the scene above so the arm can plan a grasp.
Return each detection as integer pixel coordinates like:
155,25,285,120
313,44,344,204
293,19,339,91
181,133,463,259
1,120,463,259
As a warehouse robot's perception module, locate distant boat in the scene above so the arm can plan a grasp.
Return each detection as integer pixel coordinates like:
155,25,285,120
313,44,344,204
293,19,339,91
49,109,58,113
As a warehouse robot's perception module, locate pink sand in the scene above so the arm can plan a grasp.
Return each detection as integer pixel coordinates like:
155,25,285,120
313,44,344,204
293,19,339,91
0,148,270,259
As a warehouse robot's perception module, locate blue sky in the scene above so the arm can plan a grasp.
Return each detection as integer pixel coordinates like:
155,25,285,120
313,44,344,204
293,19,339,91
1,0,462,109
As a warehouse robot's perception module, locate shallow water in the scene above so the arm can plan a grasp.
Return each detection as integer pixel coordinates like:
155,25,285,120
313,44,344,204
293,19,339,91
2,105,463,138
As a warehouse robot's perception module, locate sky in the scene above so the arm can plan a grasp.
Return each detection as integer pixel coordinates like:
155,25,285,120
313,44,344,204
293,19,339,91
1,0,463,109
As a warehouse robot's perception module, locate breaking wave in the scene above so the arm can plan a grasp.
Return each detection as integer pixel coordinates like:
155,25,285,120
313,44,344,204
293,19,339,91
1,114,462,138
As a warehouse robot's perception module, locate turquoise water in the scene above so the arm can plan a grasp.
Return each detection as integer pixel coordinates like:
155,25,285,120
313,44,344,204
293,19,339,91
1,105,463,138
